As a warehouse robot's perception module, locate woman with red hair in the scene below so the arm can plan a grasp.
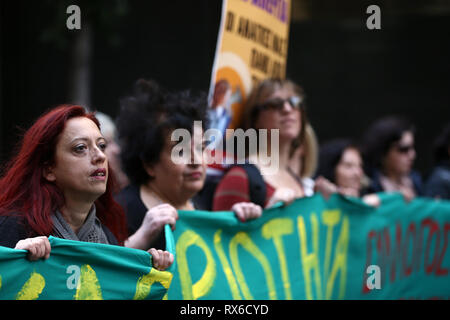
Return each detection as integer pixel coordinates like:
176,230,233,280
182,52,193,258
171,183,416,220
0,105,173,270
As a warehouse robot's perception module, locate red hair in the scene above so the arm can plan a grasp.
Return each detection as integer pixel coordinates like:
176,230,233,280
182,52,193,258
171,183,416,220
0,105,128,244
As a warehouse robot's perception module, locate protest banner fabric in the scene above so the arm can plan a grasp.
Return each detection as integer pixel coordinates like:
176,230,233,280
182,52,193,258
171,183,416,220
1,194,448,300
0,232,174,300
167,193,450,300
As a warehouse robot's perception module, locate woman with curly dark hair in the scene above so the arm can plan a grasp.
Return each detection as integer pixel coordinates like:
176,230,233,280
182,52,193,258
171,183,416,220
116,79,262,252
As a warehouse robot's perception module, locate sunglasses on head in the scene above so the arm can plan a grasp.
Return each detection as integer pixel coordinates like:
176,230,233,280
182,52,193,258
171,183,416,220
256,96,303,112
395,144,415,154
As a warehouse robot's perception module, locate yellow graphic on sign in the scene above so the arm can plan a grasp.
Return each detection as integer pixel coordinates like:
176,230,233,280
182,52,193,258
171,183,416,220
208,0,291,134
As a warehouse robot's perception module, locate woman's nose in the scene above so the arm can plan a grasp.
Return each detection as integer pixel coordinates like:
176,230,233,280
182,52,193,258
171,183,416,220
92,146,107,163
355,167,363,178
191,147,204,165
409,148,416,160
282,101,293,112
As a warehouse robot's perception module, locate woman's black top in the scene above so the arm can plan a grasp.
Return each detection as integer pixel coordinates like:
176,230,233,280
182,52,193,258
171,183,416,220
116,184,166,250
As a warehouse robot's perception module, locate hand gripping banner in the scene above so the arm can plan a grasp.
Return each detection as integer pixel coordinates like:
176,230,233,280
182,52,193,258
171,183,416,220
0,231,175,300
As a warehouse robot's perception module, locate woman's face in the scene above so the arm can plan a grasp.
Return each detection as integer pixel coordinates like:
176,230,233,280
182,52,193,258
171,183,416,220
335,148,364,191
145,128,206,203
383,131,416,176
254,86,302,143
44,117,108,201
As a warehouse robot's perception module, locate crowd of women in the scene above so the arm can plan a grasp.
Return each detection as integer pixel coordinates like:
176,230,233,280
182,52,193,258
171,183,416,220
0,77,449,273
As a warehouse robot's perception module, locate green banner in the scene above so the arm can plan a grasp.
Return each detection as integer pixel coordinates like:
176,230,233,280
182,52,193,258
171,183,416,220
1,193,449,300
0,235,174,300
167,193,450,300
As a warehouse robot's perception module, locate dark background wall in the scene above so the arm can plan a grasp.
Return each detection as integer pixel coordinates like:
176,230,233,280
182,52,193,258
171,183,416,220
1,0,449,178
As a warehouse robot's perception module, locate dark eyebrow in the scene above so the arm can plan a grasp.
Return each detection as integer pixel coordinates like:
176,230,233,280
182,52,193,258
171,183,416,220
71,136,106,144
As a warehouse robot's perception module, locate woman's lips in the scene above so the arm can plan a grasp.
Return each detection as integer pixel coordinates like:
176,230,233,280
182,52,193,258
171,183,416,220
186,171,202,180
281,118,297,125
90,168,107,181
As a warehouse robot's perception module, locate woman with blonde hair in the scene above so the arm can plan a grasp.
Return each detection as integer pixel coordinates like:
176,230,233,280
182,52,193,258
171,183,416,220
213,78,315,211
287,123,318,196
